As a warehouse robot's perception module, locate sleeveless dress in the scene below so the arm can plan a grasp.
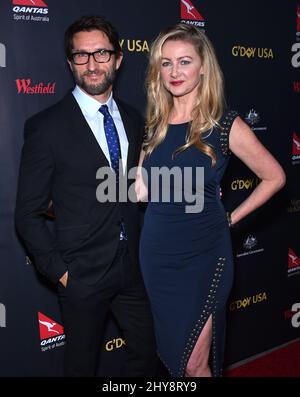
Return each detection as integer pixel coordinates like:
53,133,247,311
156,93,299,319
139,110,238,377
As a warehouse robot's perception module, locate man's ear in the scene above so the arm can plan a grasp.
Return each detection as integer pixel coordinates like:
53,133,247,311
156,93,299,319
67,59,74,72
116,52,123,70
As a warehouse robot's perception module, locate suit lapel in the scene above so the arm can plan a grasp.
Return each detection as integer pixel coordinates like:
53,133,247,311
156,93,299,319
63,92,110,167
61,93,139,172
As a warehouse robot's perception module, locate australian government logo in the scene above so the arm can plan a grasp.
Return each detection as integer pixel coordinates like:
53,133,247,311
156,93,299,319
236,234,264,258
244,109,267,132
12,0,49,23
180,0,205,28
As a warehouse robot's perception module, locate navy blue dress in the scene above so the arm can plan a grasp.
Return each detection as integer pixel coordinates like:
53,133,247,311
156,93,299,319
139,111,238,377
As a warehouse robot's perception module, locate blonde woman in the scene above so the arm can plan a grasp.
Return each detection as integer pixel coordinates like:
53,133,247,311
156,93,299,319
136,24,285,377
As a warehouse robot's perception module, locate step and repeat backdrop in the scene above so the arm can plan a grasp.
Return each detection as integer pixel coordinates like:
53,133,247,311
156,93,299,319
0,0,299,376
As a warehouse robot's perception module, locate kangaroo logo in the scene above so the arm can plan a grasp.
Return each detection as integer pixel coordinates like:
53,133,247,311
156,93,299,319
39,320,59,334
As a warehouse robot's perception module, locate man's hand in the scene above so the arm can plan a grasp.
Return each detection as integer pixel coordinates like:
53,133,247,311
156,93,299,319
59,271,68,288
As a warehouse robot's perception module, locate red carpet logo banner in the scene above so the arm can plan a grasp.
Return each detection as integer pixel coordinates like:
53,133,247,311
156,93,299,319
180,0,205,28
12,0,47,5
292,133,300,164
12,0,49,22
38,312,65,352
15,79,56,94
288,248,300,276
229,292,268,311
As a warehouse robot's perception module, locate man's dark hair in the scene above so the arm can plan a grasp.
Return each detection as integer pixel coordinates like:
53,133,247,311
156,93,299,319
64,15,122,60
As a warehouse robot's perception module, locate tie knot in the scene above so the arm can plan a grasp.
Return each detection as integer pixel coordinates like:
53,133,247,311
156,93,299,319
99,105,109,117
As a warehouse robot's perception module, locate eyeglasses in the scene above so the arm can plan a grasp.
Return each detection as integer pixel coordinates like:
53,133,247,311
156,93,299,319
71,49,116,65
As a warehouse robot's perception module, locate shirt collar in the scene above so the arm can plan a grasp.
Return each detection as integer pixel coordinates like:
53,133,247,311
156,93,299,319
72,85,114,117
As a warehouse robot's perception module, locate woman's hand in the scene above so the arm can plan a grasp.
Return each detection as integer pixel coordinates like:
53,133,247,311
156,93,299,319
135,150,148,202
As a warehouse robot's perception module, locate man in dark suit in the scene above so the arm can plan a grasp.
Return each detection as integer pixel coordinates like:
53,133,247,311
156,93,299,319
15,15,157,377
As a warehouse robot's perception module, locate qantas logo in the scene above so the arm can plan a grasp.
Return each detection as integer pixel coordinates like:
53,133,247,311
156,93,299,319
288,248,300,276
292,132,300,164
293,133,300,154
180,0,205,27
297,6,300,31
38,312,64,340
293,81,300,92
38,312,65,351
12,0,49,18
288,248,300,267
292,132,300,165
181,0,204,20
12,0,47,6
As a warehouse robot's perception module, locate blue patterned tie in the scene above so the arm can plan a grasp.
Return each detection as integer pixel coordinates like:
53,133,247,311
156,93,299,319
99,104,121,181
99,104,127,240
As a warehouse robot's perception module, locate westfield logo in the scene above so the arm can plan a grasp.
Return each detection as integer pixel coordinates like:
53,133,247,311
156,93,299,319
15,78,55,94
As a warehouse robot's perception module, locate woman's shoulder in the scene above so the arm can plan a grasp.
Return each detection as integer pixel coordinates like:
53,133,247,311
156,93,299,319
217,109,240,157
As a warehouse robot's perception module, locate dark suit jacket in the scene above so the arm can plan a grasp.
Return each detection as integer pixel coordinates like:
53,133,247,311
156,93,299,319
15,92,144,285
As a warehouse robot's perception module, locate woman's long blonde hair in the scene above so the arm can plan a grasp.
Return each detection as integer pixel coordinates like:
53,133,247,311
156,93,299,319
144,24,225,166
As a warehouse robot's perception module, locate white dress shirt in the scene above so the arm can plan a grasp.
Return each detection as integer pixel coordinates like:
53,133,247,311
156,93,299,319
72,85,129,173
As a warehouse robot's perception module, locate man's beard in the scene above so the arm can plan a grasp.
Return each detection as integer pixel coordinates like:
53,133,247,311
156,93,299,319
74,66,117,96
